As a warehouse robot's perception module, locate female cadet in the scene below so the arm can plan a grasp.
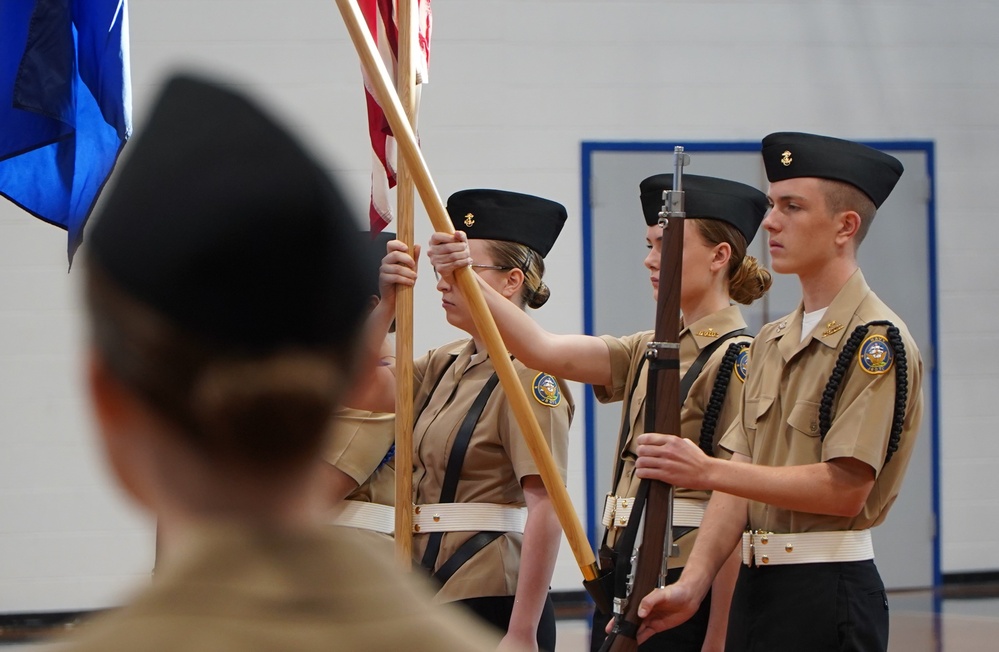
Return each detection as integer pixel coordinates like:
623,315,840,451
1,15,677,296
428,174,772,652
63,75,500,652
362,189,573,652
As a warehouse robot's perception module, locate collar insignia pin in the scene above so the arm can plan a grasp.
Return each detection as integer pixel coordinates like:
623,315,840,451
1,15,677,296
777,320,788,332
696,327,719,338
822,321,845,337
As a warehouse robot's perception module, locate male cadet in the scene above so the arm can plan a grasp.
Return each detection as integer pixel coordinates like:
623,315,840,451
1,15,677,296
631,132,924,650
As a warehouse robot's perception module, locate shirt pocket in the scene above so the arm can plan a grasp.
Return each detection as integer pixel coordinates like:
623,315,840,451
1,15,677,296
787,399,821,438
745,395,775,432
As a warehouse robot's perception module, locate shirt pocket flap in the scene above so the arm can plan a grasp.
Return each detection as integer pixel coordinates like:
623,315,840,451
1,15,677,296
746,395,775,426
787,400,821,437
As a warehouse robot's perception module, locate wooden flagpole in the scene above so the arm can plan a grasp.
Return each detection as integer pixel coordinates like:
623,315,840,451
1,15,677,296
335,0,599,583
393,0,416,570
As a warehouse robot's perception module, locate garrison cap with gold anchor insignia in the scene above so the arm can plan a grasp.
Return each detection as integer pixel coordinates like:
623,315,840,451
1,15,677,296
639,173,769,245
761,131,904,208
445,188,567,258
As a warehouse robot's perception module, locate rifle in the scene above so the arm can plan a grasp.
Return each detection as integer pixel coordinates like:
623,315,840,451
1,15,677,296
600,147,688,651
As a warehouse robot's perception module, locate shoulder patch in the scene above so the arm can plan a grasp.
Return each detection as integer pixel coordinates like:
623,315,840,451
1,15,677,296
733,348,750,383
532,372,562,407
858,334,894,375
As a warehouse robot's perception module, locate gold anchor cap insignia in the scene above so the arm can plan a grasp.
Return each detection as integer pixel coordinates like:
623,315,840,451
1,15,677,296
781,150,792,167
464,212,475,227
821,321,845,337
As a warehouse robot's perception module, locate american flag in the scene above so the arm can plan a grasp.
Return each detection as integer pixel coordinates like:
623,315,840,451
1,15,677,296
359,0,431,233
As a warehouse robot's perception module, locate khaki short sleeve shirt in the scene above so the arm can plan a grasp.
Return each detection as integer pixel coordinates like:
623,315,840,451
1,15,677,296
324,407,396,505
720,270,924,533
595,305,750,555
411,339,573,602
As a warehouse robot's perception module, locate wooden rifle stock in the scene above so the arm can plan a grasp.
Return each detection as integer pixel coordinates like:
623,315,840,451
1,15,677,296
602,149,687,651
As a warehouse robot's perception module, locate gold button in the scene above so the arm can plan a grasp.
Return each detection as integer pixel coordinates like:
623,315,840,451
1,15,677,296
761,555,769,564
414,524,421,532
414,505,422,514
433,514,441,522
785,543,794,553
760,535,768,545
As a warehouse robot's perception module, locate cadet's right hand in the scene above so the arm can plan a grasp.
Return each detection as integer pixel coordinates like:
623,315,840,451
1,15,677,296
635,580,702,643
379,240,420,305
427,231,472,282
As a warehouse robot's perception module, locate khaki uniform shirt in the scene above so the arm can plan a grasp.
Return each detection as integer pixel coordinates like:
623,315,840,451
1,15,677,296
595,305,749,563
61,524,501,652
412,339,573,603
720,270,924,533
325,407,396,506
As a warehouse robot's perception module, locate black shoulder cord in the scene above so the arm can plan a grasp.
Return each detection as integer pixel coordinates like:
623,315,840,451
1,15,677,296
698,340,751,456
818,320,909,464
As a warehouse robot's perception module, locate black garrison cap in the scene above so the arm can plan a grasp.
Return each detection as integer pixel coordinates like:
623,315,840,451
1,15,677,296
761,132,904,208
639,173,769,245
86,73,377,352
445,189,567,258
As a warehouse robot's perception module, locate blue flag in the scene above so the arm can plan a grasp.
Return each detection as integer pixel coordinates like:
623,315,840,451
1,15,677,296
0,0,131,264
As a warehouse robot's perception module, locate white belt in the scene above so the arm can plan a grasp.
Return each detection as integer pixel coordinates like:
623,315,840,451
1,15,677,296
413,503,527,534
602,495,706,529
332,501,395,535
333,502,527,534
741,529,874,567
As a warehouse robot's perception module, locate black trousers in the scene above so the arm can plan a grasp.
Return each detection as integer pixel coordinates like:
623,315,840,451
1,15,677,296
459,594,557,652
589,566,713,652
725,560,889,652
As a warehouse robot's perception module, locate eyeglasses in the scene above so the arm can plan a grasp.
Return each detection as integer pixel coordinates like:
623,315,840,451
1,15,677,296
433,264,513,281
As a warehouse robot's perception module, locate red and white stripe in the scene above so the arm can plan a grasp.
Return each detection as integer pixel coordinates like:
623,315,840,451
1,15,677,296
359,0,431,233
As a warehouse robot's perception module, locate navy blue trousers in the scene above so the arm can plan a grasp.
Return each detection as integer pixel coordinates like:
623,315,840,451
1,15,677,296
726,560,890,651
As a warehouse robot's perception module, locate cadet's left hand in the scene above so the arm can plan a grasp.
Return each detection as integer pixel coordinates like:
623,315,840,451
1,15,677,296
427,231,472,281
634,433,713,490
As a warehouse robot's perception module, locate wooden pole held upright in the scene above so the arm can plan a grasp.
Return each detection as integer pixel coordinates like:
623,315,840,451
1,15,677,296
393,0,417,571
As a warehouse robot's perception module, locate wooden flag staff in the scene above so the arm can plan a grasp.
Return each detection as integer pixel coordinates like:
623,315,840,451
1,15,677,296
335,0,600,584
393,0,417,570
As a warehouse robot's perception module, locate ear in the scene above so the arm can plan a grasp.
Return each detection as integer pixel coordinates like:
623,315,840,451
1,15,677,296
710,241,732,274
835,210,862,246
87,349,130,436
499,267,526,301
86,350,157,511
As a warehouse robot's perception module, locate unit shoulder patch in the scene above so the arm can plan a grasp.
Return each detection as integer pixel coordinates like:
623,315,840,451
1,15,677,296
858,333,894,375
532,372,562,407
734,348,750,383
